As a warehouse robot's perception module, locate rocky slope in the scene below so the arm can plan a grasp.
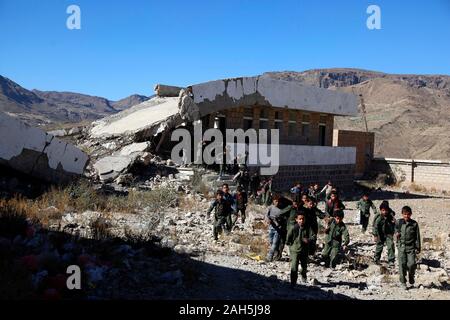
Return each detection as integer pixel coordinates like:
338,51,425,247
0,75,150,127
264,69,450,160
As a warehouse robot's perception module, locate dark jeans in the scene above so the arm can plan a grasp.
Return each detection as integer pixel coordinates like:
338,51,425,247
267,225,281,261
360,213,370,231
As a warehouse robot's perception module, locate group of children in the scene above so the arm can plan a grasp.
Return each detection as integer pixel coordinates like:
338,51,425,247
206,183,249,240
358,192,422,289
206,180,421,290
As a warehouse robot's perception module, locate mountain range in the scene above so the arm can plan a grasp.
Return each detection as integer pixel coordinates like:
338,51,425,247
2,69,450,160
264,69,450,160
0,75,150,127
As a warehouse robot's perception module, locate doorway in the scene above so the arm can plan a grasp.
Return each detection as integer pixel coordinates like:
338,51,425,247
319,125,326,146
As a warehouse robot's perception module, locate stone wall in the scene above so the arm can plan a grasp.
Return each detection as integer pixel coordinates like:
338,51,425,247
372,158,450,191
333,129,375,177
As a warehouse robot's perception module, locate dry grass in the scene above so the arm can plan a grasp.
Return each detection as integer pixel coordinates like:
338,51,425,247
178,197,200,213
0,198,32,238
0,181,178,226
90,216,113,240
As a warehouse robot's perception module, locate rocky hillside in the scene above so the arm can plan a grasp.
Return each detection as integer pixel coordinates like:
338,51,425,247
264,69,450,160
0,75,150,127
112,94,152,111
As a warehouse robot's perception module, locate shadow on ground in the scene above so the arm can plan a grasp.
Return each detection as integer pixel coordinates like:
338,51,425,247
0,211,352,300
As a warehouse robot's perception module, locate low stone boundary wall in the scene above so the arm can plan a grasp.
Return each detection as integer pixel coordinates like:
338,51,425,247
372,158,450,191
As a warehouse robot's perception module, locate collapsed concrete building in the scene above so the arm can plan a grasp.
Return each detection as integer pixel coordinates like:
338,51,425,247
0,112,89,185
89,75,363,189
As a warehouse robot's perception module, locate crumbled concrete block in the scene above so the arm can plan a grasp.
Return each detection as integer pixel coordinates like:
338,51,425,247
154,84,183,97
0,112,89,184
118,142,150,156
93,155,135,182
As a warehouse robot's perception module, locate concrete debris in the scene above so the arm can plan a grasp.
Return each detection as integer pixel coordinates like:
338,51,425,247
178,88,200,122
93,155,137,183
0,112,89,184
91,141,164,182
115,173,133,186
47,129,66,137
47,126,83,137
154,84,183,97
89,96,181,139
118,142,150,156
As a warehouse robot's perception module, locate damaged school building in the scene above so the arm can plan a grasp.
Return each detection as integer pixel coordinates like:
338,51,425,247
89,75,373,189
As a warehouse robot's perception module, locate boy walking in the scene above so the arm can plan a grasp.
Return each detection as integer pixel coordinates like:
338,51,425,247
356,192,378,233
325,192,346,217
304,197,327,256
396,206,421,289
207,190,233,240
286,212,315,286
372,202,396,267
265,195,291,262
233,186,248,225
322,210,350,268
222,183,236,229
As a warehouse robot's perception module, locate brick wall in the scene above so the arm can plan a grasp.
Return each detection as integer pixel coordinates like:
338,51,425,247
333,130,375,177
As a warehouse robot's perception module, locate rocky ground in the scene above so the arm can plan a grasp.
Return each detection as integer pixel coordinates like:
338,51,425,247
213,203,449,299
79,189,450,300
143,193,450,300
1,175,449,300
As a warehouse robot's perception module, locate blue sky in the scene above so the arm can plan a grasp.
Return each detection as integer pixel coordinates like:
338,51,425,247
1,0,449,100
